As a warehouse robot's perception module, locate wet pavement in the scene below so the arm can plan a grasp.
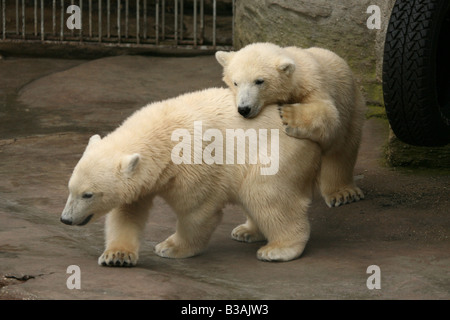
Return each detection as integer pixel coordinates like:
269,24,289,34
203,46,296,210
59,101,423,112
0,55,449,300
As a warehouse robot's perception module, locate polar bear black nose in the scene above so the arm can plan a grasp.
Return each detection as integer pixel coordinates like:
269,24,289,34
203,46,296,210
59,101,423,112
238,106,251,117
60,216,73,225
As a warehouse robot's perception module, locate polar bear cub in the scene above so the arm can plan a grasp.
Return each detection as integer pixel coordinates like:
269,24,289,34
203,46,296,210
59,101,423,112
60,88,321,266
216,42,366,207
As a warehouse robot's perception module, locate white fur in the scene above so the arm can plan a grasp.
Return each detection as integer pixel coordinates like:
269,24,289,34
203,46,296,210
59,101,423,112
61,88,321,266
216,43,366,207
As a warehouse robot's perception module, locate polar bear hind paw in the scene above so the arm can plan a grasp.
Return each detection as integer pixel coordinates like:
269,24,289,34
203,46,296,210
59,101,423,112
231,224,266,243
325,186,365,208
257,243,305,262
154,236,200,259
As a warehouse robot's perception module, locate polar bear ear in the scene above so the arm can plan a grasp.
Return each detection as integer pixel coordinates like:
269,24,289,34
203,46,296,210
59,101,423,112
278,58,296,76
215,51,235,67
88,134,101,145
121,153,141,176
84,134,101,153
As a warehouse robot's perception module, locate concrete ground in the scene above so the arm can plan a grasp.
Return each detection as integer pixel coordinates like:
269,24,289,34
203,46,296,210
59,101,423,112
0,55,448,300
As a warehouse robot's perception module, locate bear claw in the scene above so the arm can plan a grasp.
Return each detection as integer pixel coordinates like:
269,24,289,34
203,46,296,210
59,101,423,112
98,250,137,267
325,187,364,208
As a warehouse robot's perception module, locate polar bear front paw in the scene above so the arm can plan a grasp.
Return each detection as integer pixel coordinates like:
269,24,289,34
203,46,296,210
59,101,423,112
98,249,138,267
278,104,308,139
231,224,265,243
325,186,365,207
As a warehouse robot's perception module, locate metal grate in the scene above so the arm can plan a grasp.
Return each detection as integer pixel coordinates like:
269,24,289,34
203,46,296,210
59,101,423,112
0,0,234,50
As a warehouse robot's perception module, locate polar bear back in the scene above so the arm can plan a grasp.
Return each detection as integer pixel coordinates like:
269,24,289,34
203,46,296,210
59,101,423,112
92,88,321,211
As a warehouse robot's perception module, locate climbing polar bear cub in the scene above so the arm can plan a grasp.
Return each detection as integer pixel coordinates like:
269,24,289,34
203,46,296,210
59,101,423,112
216,42,366,207
60,88,321,266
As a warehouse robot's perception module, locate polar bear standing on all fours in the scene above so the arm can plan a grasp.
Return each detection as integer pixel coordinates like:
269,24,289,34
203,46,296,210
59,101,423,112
60,88,322,266
216,42,366,208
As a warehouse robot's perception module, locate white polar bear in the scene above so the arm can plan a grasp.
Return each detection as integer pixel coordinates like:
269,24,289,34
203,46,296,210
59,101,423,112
216,42,366,207
60,88,321,266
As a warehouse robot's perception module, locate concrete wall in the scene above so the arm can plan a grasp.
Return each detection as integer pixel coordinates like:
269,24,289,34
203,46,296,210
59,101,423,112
233,0,396,107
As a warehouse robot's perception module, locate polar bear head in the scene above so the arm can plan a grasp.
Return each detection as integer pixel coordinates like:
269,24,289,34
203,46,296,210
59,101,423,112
216,42,296,118
60,134,141,226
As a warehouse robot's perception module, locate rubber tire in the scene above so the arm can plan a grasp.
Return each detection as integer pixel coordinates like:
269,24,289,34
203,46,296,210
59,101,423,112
383,0,450,146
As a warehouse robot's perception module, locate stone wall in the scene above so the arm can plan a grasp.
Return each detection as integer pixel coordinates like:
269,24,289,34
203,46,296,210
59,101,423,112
234,0,396,107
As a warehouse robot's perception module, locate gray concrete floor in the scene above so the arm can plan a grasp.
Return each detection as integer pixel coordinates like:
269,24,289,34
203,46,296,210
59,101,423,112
0,55,448,300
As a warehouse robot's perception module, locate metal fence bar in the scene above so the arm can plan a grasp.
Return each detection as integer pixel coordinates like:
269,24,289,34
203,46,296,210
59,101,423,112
161,0,164,40
60,0,64,40
125,0,128,38
53,0,56,35
193,0,197,47
117,0,121,42
136,0,139,44
174,0,177,45
200,0,204,44
70,0,74,36
213,0,216,48
2,0,5,40
155,0,159,44
40,0,44,41
15,0,19,35
79,0,82,41
107,0,110,38
179,0,183,40
89,0,92,37
232,0,235,48
22,0,25,39
143,0,147,39
34,0,37,36
98,0,102,42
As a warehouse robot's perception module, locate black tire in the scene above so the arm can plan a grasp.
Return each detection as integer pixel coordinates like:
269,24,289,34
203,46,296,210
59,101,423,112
383,0,450,146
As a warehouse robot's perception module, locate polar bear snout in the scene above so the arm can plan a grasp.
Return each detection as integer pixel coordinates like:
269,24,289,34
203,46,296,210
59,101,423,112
60,193,96,226
60,199,95,226
60,214,93,226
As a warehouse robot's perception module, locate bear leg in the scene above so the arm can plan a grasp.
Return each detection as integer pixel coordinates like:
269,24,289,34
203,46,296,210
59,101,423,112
155,208,223,259
98,196,153,267
255,211,310,262
320,146,364,208
279,100,340,150
243,188,312,262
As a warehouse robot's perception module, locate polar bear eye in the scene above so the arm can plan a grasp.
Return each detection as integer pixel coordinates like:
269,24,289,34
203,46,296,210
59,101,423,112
233,81,238,87
82,192,93,199
255,79,264,85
